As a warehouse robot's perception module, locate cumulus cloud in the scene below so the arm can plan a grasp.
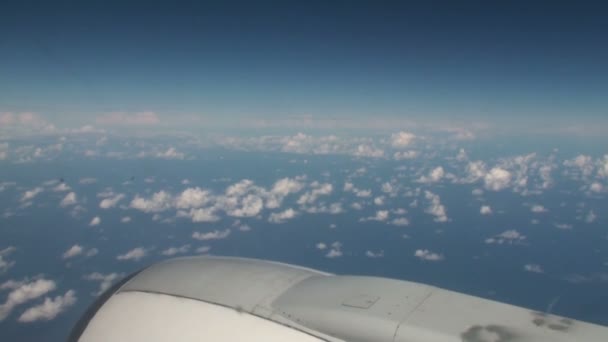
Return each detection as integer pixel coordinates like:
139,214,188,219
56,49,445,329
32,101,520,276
485,230,526,245
195,246,211,254
192,229,231,241
361,210,389,222
480,205,493,215
89,216,101,226
96,111,160,126
121,216,131,223
52,183,71,192
418,167,445,183
414,249,444,261
325,242,343,258
0,143,8,160
424,191,448,222
391,131,416,148
155,147,185,160
161,245,191,256
175,188,212,209
297,183,333,205
315,242,327,250
353,144,384,158
62,245,83,259
531,205,548,213
524,264,544,273
585,210,597,223
0,248,16,274
18,290,76,323
60,192,77,207
365,250,384,258
21,187,43,202
268,208,297,223
84,272,124,296
484,167,511,191
563,155,594,178
0,278,56,321
393,150,418,160
391,217,410,226
589,182,603,193
116,247,147,261
130,191,173,212
99,194,125,209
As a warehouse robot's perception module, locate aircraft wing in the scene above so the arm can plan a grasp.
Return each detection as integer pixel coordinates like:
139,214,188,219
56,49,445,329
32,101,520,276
70,256,608,342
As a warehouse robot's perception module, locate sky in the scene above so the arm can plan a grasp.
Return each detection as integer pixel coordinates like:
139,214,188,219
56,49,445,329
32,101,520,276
1,2,608,341
1,0,607,133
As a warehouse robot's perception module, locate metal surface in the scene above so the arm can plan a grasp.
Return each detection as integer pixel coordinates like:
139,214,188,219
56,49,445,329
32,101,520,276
76,256,608,342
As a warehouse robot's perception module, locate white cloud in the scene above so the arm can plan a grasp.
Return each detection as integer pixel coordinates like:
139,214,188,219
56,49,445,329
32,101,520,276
18,290,77,323
480,205,493,215
0,143,8,160
585,210,597,223
0,252,16,274
130,191,173,213
96,111,160,126
524,264,544,274
227,194,264,217
590,182,603,193
414,249,444,261
269,208,297,224
270,177,304,199
297,183,333,205
161,245,191,256
89,216,101,226
155,147,185,160
531,205,548,213
79,178,97,185
485,230,526,245
563,155,594,178
391,131,416,148
361,210,389,222
99,194,125,209
484,167,511,191
393,150,418,160
184,207,220,222
62,245,83,259
325,242,343,258
365,250,384,258
373,196,385,206
121,216,131,223
0,278,56,321
354,189,372,198
418,166,445,183
175,188,212,209
424,191,448,222
315,242,327,250
391,217,410,226
60,192,77,207
21,187,43,202
84,272,124,295
554,223,573,230
353,144,384,158
52,183,71,192
192,229,231,241
116,247,147,261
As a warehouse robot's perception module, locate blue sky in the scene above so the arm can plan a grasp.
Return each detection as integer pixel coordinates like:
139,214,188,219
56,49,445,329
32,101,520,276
1,1,607,131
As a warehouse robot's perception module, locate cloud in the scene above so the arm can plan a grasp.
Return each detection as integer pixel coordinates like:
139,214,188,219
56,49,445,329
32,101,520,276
391,131,416,148
52,183,70,192
393,150,419,160
161,245,191,256
0,278,56,321
18,290,76,323
414,249,444,261
315,242,327,250
0,247,17,274
563,155,594,178
524,264,544,273
99,194,125,209
361,210,389,222
531,205,548,213
554,223,573,230
84,272,124,296
391,217,410,226
585,210,597,223
21,187,43,202
155,147,185,160
365,250,384,258
62,245,83,259
130,191,173,212
485,230,526,245
60,192,77,207
96,111,160,126
195,246,211,254
185,207,221,223
418,166,445,183
0,143,8,160
116,247,147,261
89,216,101,226
325,242,343,258
175,188,212,209
192,229,231,241
297,183,333,205
484,167,511,191
121,216,132,223
589,182,604,193
424,191,448,222
268,208,297,223
480,205,493,215
353,144,384,158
